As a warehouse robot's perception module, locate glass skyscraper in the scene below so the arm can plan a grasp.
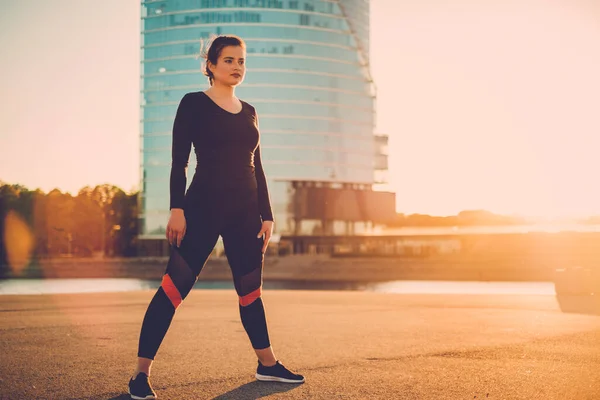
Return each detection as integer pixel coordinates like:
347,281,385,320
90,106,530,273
139,0,388,242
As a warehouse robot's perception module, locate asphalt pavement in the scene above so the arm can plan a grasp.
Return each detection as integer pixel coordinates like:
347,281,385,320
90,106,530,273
1,290,599,399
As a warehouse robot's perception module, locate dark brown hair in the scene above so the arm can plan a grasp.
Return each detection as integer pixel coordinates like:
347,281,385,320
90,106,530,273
201,35,246,86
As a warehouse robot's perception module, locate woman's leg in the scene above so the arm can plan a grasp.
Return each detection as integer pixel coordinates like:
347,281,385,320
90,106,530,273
220,194,305,383
133,357,153,377
134,225,219,375
254,345,278,367
221,204,274,361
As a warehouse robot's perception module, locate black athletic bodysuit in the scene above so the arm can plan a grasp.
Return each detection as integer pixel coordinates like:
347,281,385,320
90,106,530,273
137,91,274,360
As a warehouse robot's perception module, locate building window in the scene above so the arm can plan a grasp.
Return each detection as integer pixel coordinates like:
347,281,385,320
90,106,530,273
267,0,284,8
300,14,310,26
184,45,196,55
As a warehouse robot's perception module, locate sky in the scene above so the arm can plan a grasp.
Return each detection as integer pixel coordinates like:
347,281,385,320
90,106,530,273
1,0,599,217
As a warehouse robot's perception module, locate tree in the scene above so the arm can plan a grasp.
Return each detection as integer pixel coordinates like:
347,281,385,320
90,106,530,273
1,182,141,260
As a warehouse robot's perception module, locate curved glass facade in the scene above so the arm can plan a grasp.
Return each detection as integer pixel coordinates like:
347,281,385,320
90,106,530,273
140,0,376,236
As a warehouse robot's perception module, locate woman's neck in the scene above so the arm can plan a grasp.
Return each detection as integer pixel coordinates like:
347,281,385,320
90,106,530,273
207,82,235,98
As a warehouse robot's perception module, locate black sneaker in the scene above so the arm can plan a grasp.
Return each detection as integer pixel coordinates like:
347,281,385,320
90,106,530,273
128,372,157,400
256,360,305,383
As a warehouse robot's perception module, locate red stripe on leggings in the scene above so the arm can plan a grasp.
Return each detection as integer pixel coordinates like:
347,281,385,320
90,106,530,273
161,274,182,309
239,286,262,306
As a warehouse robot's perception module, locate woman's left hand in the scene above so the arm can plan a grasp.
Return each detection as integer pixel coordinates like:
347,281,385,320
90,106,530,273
257,220,274,253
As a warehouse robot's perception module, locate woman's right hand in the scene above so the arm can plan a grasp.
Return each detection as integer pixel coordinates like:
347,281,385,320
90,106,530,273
166,208,186,247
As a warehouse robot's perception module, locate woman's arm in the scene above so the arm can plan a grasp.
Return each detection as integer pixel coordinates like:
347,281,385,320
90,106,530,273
169,93,193,210
253,112,274,222
254,144,274,221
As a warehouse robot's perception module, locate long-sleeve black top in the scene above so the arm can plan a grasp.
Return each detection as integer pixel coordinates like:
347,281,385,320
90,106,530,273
169,91,274,222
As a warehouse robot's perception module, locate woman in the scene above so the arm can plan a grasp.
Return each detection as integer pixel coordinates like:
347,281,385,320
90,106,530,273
128,35,304,400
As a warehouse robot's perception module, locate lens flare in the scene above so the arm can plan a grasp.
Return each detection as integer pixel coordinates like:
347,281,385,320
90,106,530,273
3,210,34,276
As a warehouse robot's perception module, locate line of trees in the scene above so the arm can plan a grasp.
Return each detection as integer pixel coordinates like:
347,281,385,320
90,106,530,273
3,181,598,266
1,182,138,265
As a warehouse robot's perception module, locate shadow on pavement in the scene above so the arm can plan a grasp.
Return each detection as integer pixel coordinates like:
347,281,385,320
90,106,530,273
211,381,302,399
100,380,302,400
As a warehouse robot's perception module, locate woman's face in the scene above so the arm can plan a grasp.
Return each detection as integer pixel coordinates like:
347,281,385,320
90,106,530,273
209,45,246,87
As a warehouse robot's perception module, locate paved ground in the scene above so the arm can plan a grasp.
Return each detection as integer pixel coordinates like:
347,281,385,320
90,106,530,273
0,290,599,399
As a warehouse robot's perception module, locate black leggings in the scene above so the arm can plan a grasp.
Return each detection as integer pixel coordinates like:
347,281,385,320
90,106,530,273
137,187,270,360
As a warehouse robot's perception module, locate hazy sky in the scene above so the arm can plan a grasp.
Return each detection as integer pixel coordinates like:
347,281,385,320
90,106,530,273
1,0,599,217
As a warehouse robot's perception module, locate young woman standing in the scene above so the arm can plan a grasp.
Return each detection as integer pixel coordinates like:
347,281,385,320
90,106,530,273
128,35,304,400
